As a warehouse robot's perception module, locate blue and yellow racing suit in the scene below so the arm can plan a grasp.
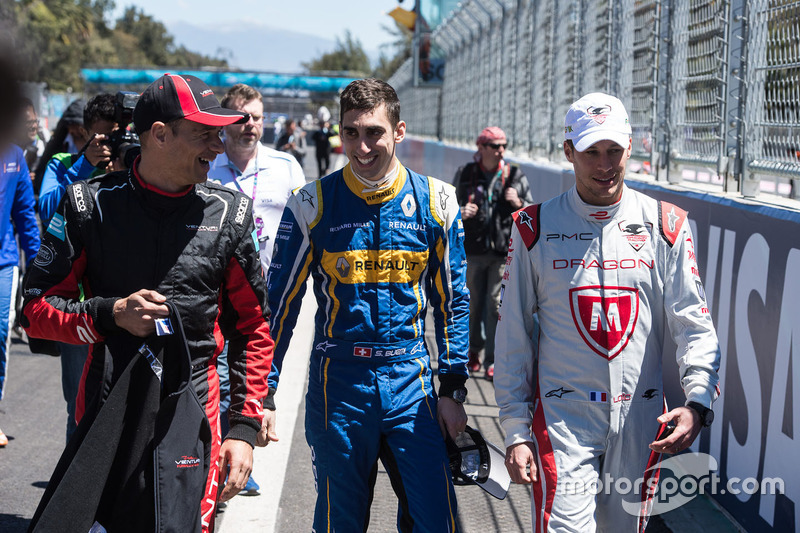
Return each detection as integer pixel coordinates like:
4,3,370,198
267,161,469,532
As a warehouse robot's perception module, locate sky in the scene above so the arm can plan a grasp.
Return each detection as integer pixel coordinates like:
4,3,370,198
111,0,407,66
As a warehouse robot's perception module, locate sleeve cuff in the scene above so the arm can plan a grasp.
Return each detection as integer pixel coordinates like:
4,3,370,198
262,387,276,411
94,297,123,337
438,373,467,398
502,420,535,449
224,422,258,448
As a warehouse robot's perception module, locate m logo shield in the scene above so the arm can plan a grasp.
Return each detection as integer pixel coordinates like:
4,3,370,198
569,286,639,360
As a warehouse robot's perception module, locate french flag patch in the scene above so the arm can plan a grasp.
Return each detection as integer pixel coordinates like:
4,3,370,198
590,391,607,402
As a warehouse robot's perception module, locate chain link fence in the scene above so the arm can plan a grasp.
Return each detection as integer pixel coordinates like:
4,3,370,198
388,0,800,200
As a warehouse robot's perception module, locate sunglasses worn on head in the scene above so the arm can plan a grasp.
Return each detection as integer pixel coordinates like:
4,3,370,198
486,142,507,149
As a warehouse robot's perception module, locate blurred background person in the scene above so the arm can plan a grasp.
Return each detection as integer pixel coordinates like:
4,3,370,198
33,98,86,197
312,120,334,178
16,97,46,180
453,126,532,380
0,92,41,447
275,118,305,168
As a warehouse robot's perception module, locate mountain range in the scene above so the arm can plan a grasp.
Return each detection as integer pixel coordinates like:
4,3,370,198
168,20,378,73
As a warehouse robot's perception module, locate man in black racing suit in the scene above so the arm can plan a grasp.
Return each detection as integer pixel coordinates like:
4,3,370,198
21,73,274,532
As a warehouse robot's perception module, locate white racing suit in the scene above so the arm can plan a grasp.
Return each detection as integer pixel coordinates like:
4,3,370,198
494,185,720,532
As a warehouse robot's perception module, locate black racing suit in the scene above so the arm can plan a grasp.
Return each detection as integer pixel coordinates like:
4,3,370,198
21,164,273,530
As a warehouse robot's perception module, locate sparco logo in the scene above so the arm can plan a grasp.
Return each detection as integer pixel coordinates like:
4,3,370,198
235,197,248,224
176,455,201,468
569,285,640,360
73,186,86,212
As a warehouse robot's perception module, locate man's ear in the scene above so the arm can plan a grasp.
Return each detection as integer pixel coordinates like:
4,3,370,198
149,121,170,147
563,141,575,163
394,120,407,143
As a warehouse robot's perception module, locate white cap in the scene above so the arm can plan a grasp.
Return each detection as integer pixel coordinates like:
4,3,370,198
564,92,631,152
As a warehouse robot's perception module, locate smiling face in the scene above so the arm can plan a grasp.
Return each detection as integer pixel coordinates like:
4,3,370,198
564,138,631,206
165,119,225,187
341,104,406,181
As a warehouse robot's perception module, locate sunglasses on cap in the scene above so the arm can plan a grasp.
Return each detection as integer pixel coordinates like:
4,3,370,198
485,142,507,149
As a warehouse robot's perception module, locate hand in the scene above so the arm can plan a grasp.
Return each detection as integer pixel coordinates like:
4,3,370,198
505,441,537,483
461,203,478,220
84,133,112,168
256,409,279,447
112,289,169,337
649,406,702,454
437,396,467,440
504,187,523,209
217,438,254,502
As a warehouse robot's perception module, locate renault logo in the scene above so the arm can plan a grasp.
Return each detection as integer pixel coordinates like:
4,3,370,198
336,257,351,277
401,194,416,217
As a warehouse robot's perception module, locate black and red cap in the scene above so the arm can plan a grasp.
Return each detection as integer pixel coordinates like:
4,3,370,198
133,73,248,134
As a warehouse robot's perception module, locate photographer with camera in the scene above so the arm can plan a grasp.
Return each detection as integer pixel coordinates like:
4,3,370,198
38,94,116,226
37,93,124,442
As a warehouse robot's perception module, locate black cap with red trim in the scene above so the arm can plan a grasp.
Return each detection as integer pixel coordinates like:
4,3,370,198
133,73,248,134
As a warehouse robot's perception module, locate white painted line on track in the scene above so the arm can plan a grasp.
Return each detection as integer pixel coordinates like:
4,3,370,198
218,285,316,533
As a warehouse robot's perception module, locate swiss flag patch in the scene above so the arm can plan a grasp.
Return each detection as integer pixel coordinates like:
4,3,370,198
353,346,372,358
512,204,540,250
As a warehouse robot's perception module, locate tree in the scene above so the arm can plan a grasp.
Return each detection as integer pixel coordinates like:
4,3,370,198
302,30,371,76
372,21,413,81
7,0,226,91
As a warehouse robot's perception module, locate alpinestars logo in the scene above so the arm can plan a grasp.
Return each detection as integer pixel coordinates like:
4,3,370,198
570,286,639,360
299,189,314,206
439,186,449,211
517,211,535,233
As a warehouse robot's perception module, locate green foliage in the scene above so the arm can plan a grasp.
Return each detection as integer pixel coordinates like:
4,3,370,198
302,30,371,77
372,21,413,81
8,0,226,91
302,22,412,82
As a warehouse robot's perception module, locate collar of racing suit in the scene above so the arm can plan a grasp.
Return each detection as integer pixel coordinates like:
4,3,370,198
568,184,628,222
351,158,401,192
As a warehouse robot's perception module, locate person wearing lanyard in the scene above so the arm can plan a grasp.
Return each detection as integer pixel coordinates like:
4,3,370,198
208,84,305,496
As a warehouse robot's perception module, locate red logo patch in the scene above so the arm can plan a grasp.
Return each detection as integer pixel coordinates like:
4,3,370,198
569,286,639,360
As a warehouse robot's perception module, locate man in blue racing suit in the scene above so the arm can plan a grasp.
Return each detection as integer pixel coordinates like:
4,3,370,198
263,78,470,532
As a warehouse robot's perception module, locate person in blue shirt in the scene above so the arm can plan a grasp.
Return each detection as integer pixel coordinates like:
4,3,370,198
0,143,41,447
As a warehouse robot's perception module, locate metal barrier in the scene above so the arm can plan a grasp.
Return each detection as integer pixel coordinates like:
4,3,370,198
388,0,800,200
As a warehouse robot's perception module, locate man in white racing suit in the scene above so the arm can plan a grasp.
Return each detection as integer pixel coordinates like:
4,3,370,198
494,92,721,532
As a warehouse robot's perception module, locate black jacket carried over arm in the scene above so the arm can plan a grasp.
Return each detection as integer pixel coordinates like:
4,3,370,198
29,303,211,533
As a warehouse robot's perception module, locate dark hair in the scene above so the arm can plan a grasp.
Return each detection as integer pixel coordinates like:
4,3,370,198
339,78,400,127
220,84,262,109
34,98,86,192
19,96,35,112
83,93,115,130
